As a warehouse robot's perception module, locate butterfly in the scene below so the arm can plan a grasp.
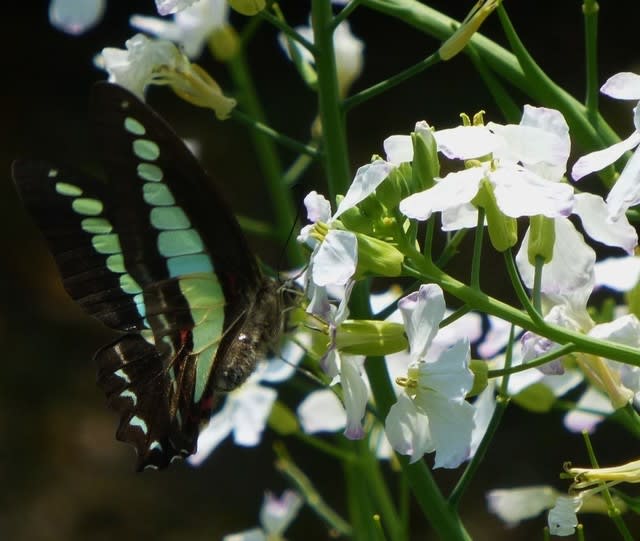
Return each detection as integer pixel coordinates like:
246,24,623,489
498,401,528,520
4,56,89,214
12,82,285,471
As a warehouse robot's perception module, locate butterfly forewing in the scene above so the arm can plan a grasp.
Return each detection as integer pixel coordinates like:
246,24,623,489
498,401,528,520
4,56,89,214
13,83,283,470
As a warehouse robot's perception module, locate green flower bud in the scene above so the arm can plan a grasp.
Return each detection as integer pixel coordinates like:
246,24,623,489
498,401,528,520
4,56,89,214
228,0,265,16
375,162,413,211
208,24,239,62
336,320,407,355
472,178,517,252
268,401,300,435
467,359,489,397
527,215,555,265
354,233,404,278
512,382,556,413
412,123,438,191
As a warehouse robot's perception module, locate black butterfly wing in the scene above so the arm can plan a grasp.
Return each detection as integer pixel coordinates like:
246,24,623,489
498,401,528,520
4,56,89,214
12,159,148,332
13,83,279,470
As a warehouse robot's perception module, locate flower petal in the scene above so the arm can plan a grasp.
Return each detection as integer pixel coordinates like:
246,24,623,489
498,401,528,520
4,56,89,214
297,389,346,433
434,125,499,159
385,394,433,463
49,0,105,35
607,146,640,220
232,385,278,446
340,355,368,439
383,134,413,163
594,256,640,291
601,72,640,99
571,132,640,181
573,192,637,253
548,496,581,536
399,167,484,221
564,386,612,433
416,390,474,468
398,284,446,359
487,486,558,525
417,339,473,401
260,490,303,535
303,190,332,223
490,166,574,218
334,160,394,219
312,230,357,286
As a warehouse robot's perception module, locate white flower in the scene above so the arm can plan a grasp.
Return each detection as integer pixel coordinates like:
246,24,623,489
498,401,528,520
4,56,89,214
188,341,304,465
223,490,303,541
572,72,640,220
101,33,186,99
548,496,581,536
487,486,560,525
99,33,237,118
303,280,369,439
398,107,575,229
298,161,394,288
279,19,364,97
49,0,105,35
132,0,229,59
156,0,199,15
385,284,475,468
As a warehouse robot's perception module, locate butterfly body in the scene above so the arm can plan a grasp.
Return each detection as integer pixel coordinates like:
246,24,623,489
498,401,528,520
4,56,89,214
12,83,283,470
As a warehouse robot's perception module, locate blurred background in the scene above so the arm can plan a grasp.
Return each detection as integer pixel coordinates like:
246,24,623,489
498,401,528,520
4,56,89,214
2,1,640,539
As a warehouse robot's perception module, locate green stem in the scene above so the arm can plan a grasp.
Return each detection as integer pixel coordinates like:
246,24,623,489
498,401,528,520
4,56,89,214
360,0,620,153
488,343,576,378
231,109,320,158
343,53,440,112
450,326,515,507
582,0,600,123
470,209,485,289
312,0,352,200
357,439,405,541
260,6,317,54
503,250,543,326
333,0,363,27
228,52,304,266
405,259,640,367
400,458,471,541
275,443,353,536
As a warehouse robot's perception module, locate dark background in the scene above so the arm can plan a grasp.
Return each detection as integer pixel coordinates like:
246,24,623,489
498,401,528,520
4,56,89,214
2,1,640,540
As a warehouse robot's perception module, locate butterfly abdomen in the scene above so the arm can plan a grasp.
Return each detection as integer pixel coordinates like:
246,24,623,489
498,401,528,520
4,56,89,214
212,278,282,392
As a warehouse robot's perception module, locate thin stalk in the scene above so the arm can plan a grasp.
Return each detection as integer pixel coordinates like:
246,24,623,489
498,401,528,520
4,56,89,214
343,53,440,112
312,0,352,200
582,0,600,123
470,208,485,289
228,52,304,266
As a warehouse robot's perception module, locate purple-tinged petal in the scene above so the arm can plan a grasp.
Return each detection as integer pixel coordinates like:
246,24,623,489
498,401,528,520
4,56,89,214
303,191,332,223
